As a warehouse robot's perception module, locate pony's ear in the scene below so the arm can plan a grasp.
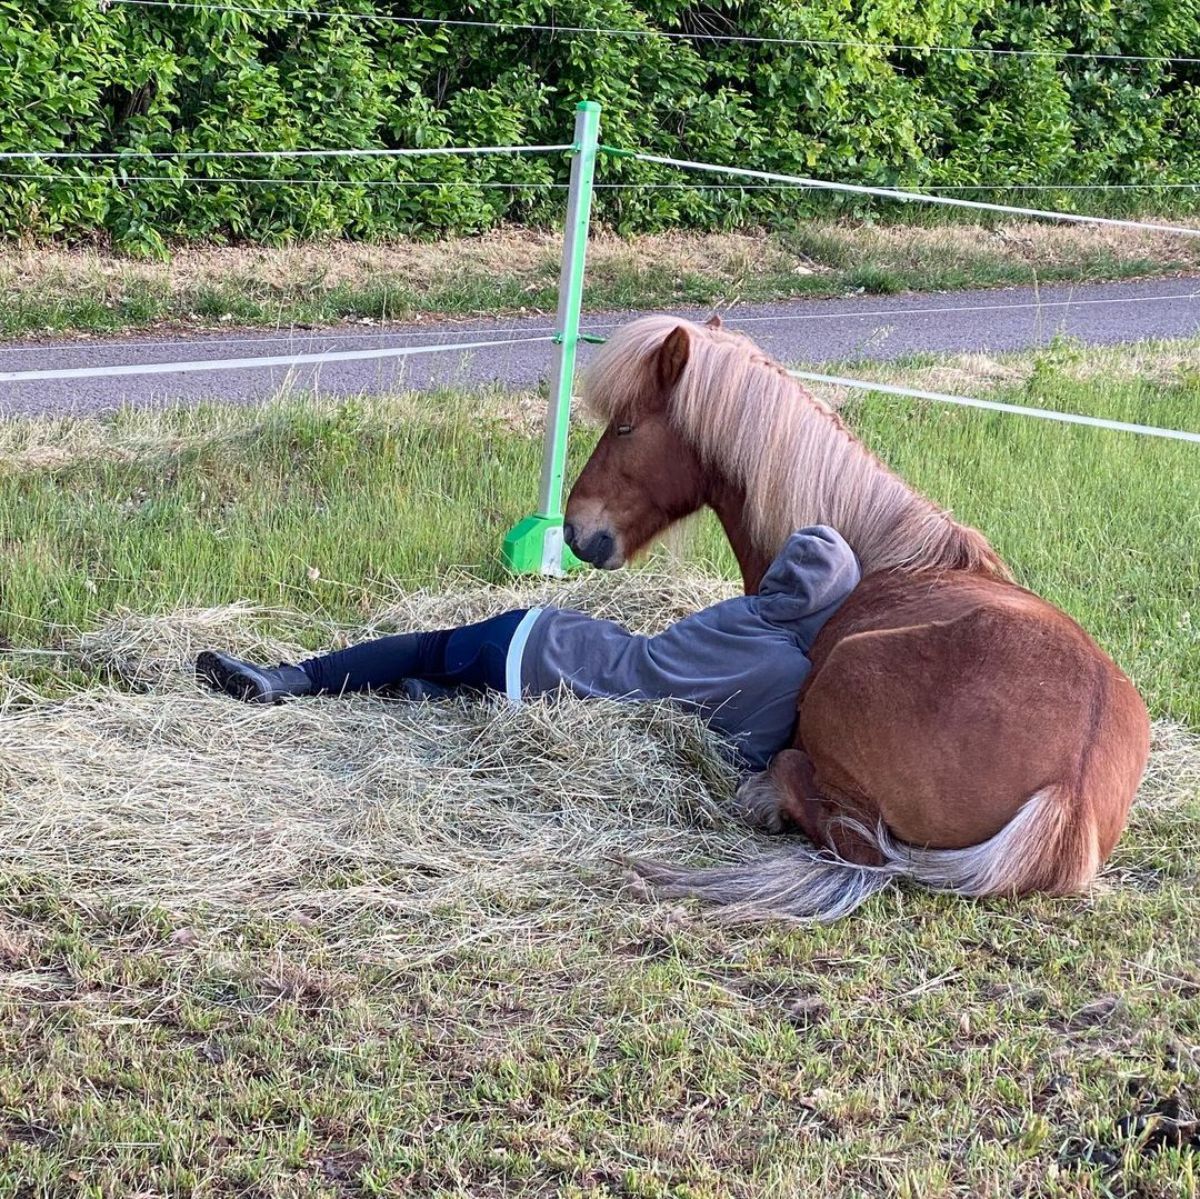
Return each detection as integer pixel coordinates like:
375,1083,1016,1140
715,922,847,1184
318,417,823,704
656,325,691,392
705,313,723,329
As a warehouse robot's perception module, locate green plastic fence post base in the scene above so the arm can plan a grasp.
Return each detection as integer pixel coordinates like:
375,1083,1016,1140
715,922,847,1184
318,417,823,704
502,515,584,576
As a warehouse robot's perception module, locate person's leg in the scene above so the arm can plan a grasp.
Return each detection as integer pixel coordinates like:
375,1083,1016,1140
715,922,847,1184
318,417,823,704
301,607,528,694
436,609,531,693
198,609,531,703
299,629,452,694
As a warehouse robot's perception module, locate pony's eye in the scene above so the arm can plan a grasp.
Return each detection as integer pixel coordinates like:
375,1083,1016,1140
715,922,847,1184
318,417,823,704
616,424,634,437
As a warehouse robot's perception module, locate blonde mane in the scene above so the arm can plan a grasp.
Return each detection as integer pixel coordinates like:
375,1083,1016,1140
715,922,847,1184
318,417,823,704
581,314,1009,578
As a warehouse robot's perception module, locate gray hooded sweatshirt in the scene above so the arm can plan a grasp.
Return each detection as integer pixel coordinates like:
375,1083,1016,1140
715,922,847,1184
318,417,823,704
510,526,860,770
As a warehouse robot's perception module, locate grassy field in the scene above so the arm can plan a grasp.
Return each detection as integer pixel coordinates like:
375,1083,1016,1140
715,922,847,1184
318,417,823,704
3,219,1200,342
1,340,1198,1197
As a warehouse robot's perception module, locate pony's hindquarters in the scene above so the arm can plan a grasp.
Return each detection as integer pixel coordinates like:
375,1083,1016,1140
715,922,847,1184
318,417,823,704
797,572,1151,892
630,573,1149,923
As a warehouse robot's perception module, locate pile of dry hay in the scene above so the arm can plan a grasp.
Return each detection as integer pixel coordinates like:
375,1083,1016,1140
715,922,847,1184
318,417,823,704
2,569,1196,956
0,571,754,956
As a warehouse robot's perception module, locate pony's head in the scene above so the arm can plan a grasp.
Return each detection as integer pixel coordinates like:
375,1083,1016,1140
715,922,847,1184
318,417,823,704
566,313,1009,586
565,315,718,569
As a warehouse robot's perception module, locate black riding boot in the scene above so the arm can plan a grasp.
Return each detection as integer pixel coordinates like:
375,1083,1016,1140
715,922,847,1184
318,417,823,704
197,650,460,703
197,650,314,704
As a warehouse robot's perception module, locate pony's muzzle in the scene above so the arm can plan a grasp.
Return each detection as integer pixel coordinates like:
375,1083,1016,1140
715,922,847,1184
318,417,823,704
564,523,620,569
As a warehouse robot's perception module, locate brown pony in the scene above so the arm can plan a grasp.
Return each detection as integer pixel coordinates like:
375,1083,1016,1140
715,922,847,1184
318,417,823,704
565,315,1150,920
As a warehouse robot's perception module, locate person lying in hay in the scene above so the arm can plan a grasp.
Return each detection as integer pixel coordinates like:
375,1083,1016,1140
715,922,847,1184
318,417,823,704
197,525,859,772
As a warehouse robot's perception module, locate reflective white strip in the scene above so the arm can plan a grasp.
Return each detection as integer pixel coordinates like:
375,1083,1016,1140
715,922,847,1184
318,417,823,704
505,608,544,705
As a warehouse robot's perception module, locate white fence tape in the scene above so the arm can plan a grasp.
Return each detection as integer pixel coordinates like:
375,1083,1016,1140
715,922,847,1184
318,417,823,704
0,144,569,162
2,327,1194,447
5,171,1200,193
788,369,1200,443
627,152,1200,237
0,172,566,189
0,335,555,384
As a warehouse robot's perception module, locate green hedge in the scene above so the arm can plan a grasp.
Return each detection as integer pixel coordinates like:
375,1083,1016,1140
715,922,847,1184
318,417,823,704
2,0,1199,252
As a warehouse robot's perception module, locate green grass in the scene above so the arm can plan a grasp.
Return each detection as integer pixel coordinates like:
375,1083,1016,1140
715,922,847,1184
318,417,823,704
2,341,1198,720
1,394,543,645
2,878,1197,1198
1,342,1198,1197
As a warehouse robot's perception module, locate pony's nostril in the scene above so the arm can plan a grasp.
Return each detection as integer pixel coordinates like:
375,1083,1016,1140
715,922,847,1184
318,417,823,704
562,522,577,550
573,529,617,567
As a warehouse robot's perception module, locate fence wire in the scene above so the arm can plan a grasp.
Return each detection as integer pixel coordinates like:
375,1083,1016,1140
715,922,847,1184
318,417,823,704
103,0,1200,65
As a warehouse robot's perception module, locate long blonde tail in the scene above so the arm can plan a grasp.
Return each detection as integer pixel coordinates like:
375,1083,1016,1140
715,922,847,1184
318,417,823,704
631,785,1097,922
868,784,1099,898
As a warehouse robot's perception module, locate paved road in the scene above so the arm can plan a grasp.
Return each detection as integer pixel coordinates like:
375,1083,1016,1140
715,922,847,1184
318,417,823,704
1,276,1197,418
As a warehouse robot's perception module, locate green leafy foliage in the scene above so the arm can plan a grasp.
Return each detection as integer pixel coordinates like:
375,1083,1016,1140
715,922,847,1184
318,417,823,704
1,0,1199,251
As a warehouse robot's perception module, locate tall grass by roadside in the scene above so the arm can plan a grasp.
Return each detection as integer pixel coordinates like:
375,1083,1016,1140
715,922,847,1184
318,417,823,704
3,220,1199,341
